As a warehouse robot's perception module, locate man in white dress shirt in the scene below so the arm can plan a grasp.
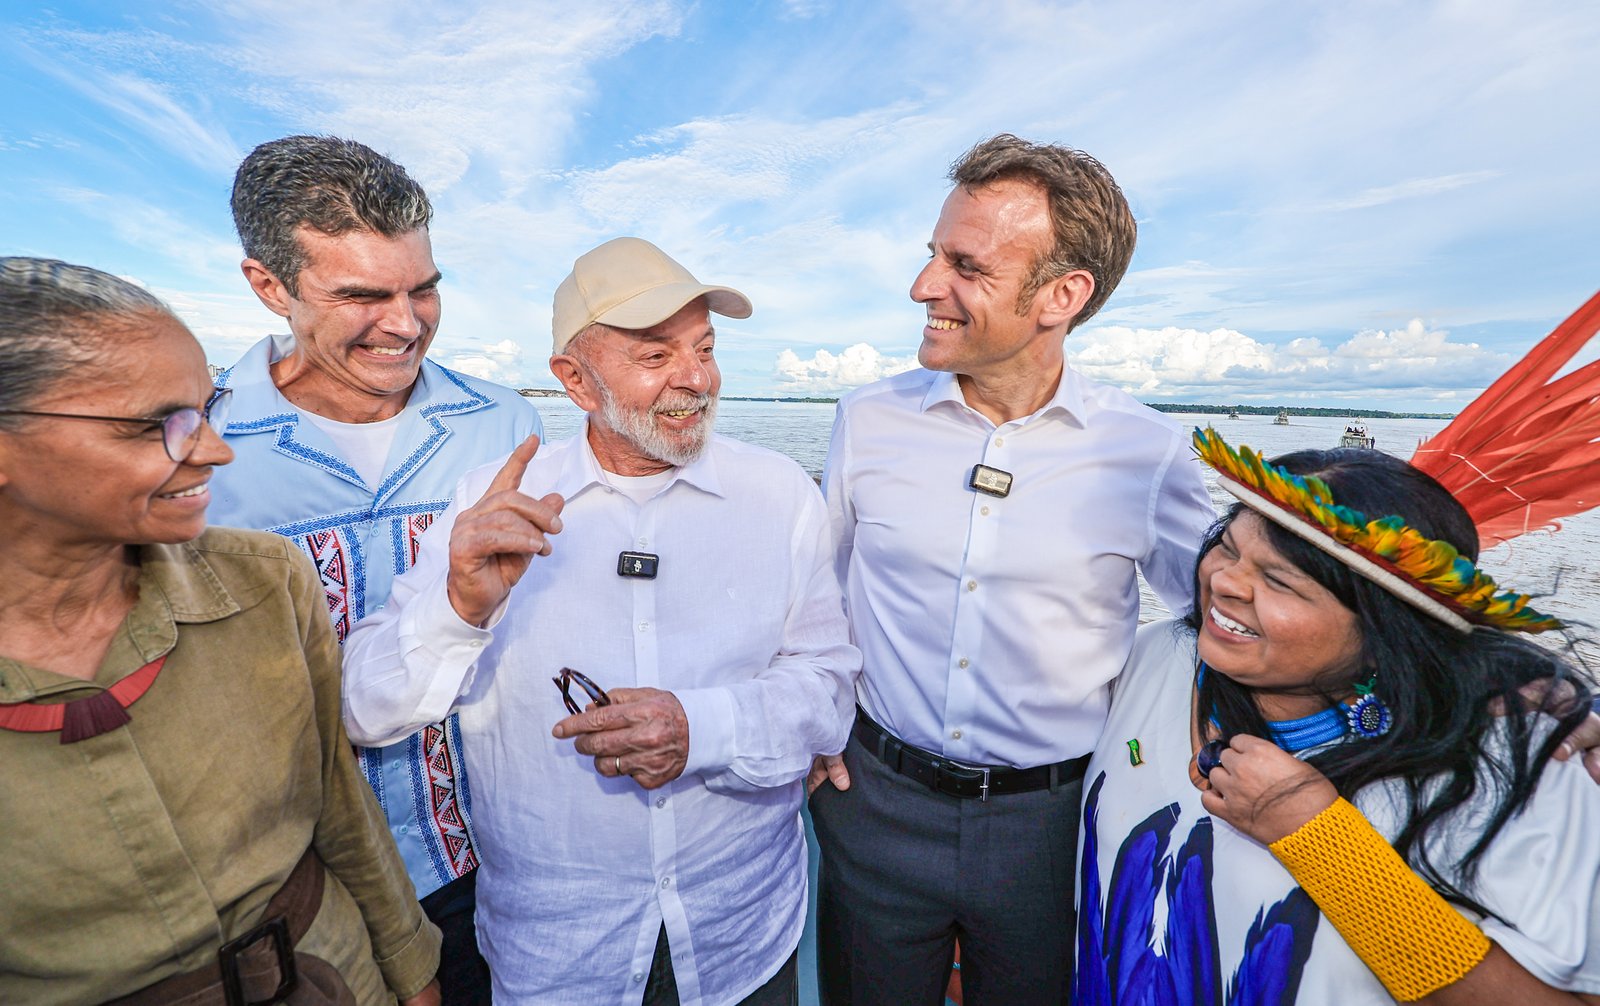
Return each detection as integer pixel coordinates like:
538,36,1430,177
343,237,859,1006
808,135,1217,1004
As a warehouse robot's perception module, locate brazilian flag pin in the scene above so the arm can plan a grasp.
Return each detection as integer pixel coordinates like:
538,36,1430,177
1127,739,1144,766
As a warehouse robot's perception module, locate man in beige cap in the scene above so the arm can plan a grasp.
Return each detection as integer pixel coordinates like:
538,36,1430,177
343,237,860,1005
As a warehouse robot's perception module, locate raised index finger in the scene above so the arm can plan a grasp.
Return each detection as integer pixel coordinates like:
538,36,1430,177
487,434,542,495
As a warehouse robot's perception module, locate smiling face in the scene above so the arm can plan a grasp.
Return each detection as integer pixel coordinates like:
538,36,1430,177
1196,512,1366,719
0,311,234,549
910,179,1068,383
552,299,720,476
248,226,442,422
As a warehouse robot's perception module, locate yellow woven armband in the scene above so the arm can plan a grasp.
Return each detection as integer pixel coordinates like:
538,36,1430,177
1269,797,1490,1001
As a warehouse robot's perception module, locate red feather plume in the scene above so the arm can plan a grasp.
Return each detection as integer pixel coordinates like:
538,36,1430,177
1411,290,1600,547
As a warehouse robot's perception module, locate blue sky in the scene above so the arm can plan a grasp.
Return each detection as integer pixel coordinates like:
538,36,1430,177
4,1,1598,410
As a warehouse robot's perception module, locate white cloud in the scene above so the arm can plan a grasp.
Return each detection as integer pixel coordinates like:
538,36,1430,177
16,29,241,172
780,0,829,19
1069,319,1509,401
1317,171,1502,212
52,187,241,280
440,338,528,385
210,0,684,194
774,343,918,393
151,286,282,365
9,0,1599,407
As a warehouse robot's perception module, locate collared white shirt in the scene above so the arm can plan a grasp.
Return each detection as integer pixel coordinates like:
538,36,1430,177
343,425,859,1005
824,366,1215,768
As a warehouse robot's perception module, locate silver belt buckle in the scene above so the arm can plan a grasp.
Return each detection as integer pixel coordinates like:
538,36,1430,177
949,760,991,802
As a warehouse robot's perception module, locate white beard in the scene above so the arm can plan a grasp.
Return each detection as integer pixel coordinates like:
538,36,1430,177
593,376,717,468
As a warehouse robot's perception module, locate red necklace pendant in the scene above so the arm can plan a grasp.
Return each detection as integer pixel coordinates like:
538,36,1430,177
0,656,166,743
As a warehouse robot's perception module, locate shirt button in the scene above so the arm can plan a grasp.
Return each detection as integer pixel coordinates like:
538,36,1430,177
397,824,409,834
994,437,1005,446
638,537,649,547
655,797,667,808
468,639,485,649
980,505,990,516
951,729,963,740
633,972,645,983
639,622,650,631
966,580,977,591
958,658,970,669
661,877,672,889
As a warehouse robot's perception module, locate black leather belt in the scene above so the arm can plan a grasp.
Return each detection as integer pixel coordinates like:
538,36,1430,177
853,707,1089,801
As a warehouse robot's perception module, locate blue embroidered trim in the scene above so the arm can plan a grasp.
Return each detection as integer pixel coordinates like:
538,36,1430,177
407,730,451,884
372,370,492,505
225,412,299,434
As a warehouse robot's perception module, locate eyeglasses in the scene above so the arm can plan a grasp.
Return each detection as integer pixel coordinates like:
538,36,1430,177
0,387,233,463
552,667,612,716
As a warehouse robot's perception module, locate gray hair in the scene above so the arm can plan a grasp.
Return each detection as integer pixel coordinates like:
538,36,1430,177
231,135,433,297
0,257,175,424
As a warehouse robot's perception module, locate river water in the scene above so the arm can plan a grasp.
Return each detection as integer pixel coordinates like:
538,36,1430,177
530,398,1600,650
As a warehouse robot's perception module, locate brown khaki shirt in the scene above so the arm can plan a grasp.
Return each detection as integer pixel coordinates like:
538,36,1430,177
0,527,440,1004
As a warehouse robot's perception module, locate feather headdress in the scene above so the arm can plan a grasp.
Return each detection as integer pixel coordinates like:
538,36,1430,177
1411,290,1600,547
1193,427,1557,633
1192,289,1600,634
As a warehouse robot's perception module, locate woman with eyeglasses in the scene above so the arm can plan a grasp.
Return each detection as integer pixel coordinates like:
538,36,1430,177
1075,429,1600,1004
0,258,440,1005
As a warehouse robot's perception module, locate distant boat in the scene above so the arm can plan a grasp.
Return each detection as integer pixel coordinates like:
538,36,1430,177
1339,423,1375,449
1227,407,1240,419
1274,409,1289,425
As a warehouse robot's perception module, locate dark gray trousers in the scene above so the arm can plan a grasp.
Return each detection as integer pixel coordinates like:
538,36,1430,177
810,734,1082,1006
641,924,799,1006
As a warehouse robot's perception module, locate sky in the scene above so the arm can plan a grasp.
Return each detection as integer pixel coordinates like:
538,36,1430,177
4,0,1598,411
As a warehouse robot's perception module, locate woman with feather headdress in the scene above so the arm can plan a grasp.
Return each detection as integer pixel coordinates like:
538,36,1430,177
1075,293,1600,1004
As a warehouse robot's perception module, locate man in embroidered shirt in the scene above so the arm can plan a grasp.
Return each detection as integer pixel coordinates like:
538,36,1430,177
342,237,859,1005
209,134,542,1004
808,134,1218,1004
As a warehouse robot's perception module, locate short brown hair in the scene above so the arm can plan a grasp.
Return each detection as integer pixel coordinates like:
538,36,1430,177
950,134,1135,329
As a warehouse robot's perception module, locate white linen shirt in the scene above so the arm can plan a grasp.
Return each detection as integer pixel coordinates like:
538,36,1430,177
342,426,859,1006
824,366,1215,768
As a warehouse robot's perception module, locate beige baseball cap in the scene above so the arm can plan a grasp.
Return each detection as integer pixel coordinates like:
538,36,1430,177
551,237,753,353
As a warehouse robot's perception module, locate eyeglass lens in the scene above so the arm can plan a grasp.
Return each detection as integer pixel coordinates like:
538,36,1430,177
161,389,232,462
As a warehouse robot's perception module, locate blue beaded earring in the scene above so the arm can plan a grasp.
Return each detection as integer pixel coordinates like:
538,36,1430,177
1346,675,1393,738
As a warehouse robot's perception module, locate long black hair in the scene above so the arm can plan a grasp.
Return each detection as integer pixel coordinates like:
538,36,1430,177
1187,447,1592,912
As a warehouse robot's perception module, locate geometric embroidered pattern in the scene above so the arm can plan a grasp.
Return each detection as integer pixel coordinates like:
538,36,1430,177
405,511,436,571
422,720,479,877
302,529,353,642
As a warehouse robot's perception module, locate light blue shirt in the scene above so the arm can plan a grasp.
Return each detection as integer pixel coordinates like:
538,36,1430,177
210,333,543,898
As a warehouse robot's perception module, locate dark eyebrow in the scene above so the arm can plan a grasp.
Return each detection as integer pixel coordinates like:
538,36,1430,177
330,271,442,299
